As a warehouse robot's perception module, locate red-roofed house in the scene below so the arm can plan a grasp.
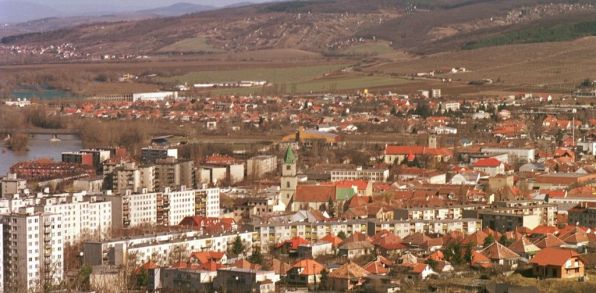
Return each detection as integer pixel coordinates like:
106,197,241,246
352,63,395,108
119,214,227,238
384,145,452,165
530,248,585,279
473,158,505,176
287,259,325,285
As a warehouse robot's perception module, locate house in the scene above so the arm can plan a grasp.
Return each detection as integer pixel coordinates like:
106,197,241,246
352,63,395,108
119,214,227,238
530,248,585,279
478,242,520,269
328,262,370,292
297,242,333,258
508,236,541,259
371,231,406,255
472,158,505,177
383,145,452,165
213,267,279,293
404,263,436,280
450,171,481,185
320,233,343,248
339,241,374,259
287,259,325,285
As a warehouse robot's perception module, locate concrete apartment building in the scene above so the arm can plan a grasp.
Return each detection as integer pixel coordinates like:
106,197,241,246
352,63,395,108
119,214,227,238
112,163,155,194
1,209,64,292
568,203,596,227
250,218,481,252
199,163,245,186
477,200,557,231
110,187,220,229
246,155,277,179
330,167,389,182
41,193,112,244
393,204,489,221
1,173,27,198
141,147,178,163
154,158,195,191
480,147,536,163
83,231,253,266
196,188,221,218
0,192,112,244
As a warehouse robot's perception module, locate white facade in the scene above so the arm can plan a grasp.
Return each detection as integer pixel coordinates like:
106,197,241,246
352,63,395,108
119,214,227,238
202,188,220,218
132,91,178,102
0,192,111,244
164,188,196,226
1,211,64,291
330,168,389,182
481,147,536,163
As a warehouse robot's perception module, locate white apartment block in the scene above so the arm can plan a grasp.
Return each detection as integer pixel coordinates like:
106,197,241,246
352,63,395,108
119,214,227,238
480,147,536,163
1,210,64,292
247,155,277,179
330,167,389,182
198,188,220,218
83,231,253,266
251,218,482,252
162,187,196,226
0,192,111,244
393,204,488,221
111,187,217,229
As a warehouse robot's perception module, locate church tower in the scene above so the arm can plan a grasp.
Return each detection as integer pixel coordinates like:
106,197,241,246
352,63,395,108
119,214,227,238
279,146,298,207
428,134,437,149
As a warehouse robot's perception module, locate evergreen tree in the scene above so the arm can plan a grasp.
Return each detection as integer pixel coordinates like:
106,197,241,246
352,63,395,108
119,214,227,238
231,236,245,256
483,234,495,248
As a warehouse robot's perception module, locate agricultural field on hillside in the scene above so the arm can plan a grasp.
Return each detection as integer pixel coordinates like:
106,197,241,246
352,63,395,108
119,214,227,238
158,37,223,53
157,64,347,85
464,20,596,49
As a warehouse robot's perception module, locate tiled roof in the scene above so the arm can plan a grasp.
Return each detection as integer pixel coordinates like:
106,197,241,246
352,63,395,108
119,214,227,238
329,262,369,279
533,234,566,249
363,260,389,275
530,247,579,267
473,158,502,168
292,259,325,275
294,185,336,202
479,242,520,260
320,234,343,247
508,236,541,255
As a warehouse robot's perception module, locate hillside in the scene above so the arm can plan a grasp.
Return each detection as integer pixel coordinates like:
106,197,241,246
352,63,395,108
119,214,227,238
1,0,596,59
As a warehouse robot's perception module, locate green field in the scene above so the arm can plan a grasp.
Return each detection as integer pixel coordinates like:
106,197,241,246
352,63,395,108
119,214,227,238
211,74,415,95
464,20,596,50
158,37,223,53
158,64,347,84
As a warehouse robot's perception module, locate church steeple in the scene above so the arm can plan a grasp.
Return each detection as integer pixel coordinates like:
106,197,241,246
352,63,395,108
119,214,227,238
280,146,298,208
284,146,296,164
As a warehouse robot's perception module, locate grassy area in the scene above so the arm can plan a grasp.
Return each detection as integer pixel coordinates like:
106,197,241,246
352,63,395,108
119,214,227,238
211,74,415,95
157,64,347,84
158,37,223,53
464,20,596,50
341,41,396,56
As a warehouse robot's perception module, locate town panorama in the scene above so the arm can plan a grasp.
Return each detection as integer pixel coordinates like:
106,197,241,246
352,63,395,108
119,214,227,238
1,0,596,292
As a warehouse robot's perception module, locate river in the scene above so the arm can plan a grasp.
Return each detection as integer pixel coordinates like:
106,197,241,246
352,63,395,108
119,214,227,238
0,134,82,176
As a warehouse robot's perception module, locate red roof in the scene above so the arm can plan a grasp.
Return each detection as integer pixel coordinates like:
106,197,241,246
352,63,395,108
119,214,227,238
276,236,310,250
190,251,225,264
292,259,325,275
530,247,579,266
294,185,336,202
473,158,502,168
530,225,559,236
320,234,343,247
363,260,389,275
